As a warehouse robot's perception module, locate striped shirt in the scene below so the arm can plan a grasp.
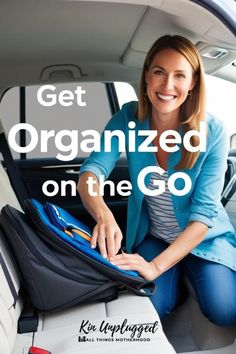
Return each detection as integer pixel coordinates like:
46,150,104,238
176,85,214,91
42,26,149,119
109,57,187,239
145,171,181,243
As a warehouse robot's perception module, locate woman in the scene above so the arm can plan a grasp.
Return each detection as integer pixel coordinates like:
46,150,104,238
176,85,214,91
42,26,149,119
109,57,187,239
77,35,236,326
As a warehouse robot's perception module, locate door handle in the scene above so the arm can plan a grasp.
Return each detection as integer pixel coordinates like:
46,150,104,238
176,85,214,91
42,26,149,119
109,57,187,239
65,169,80,175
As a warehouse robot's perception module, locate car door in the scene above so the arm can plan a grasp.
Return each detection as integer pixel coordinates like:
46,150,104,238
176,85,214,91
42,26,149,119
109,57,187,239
0,82,136,234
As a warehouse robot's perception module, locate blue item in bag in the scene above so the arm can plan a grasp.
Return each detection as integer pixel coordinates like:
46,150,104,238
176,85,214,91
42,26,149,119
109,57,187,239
44,201,139,277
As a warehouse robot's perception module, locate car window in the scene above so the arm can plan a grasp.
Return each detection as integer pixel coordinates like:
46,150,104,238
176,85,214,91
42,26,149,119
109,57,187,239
114,82,138,108
0,82,137,159
205,75,236,146
25,83,111,158
0,88,20,158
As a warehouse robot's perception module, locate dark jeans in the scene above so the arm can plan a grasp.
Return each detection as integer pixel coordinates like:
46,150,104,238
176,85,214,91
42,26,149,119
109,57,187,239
135,234,236,327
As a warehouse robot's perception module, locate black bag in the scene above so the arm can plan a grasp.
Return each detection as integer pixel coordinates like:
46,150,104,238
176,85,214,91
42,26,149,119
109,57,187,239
0,201,155,312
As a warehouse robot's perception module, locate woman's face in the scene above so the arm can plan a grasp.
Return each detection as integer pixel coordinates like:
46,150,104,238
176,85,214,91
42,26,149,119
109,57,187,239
145,48,196,118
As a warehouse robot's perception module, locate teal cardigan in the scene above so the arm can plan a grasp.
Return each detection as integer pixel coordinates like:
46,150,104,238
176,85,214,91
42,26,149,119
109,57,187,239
80,101,236,271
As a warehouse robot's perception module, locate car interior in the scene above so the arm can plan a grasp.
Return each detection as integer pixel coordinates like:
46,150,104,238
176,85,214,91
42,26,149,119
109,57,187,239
0,0,236,353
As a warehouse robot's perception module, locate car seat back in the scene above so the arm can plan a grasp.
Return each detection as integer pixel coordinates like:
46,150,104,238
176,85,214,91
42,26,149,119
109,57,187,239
222,174,236,230
0,162,24,353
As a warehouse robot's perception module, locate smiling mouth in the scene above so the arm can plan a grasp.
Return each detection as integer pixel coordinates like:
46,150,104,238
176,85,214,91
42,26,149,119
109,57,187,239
157,93,177,101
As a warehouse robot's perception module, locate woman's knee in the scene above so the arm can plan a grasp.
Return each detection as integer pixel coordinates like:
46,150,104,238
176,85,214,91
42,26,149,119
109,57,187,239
184,255,236,327
148,267,182,320
135,235,182,320
200,298,236,327
149,290,177,320
194,278,236,327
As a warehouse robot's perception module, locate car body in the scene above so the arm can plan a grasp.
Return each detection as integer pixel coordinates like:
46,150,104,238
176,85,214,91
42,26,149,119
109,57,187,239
0,0,235,353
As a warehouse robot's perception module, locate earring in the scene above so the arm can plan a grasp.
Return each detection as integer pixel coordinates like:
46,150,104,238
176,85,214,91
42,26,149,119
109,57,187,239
187,90,192,96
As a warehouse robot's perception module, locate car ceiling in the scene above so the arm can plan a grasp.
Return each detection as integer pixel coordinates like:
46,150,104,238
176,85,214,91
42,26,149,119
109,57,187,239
0,0,235,92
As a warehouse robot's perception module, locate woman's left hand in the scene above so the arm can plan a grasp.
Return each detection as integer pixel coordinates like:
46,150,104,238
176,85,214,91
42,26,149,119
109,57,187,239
110,252,159,281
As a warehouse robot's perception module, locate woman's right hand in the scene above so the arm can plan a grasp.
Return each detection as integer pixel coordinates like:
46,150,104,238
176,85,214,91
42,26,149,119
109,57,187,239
77,172,123,259
91,211,123,260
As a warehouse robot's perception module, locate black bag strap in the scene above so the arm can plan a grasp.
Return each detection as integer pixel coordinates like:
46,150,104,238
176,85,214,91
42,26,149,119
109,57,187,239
0,251,18,306
0,131,29,210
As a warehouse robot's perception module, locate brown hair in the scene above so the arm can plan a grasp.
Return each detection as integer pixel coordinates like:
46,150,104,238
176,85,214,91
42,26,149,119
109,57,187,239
137,35,206,169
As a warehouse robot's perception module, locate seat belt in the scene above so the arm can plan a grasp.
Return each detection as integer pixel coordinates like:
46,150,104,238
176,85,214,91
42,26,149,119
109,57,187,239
0,131,29,210
221,174,236,207
0,251,18,306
